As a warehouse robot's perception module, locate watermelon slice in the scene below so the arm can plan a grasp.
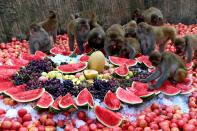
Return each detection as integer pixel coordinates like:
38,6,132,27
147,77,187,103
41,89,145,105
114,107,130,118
19,53,41,61
186,62,193,70
57,62,87,74
158,81,181,96
0,65,20,78
50,47,72,56
95,106,123,128
8,58,29,66
176,83,194,94
35,51,46,59
116,87,143,104
127,81,155,98
0,81,14,93
114,64,129,77
109,56,137,66
50,95,62,113
76,88,94,108
79,55,90,62
4,84,26,96
136,55,153,68
36,91,54,109
11,88,45,102
59,93,77,112
104,90,121,111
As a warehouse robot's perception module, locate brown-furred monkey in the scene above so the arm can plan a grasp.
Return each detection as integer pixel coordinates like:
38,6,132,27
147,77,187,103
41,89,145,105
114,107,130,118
142,51,187,90
29,24,53,54
119,37,141,59
67,18,90,54
104,24,125,57
123,20,138,38
39,10,58,42
136,22,177,55
174,35,197,63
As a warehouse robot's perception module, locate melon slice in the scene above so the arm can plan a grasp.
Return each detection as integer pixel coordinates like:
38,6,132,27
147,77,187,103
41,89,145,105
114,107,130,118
114,64,129,77
83,69,98,79
95,106,123,128
50,95,62,113
79,55,90,62
0,65,20,78
109,56,137,66
116,87,143,104
158,81,181,96
57,62,87,74
176,83,194,94
11,88,45,102
0,81,14,93
35,51,47,59
50,47,72,56
136,55,153,68
76,88,94,108
127,81,155,98
19,53,41,61
104,90,121,110
59,93,77,111
4,84,26,96
8,58,29,66
36,91,54,109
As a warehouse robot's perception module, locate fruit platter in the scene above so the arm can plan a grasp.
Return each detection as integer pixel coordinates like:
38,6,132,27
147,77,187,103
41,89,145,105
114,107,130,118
0,23,197,131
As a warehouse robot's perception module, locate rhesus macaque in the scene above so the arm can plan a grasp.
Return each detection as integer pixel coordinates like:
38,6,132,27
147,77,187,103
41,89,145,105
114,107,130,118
174,35,197,63
123,20,137,38
119,37,141,59
67,18,90,54
104,24,125,57
39,10,58,41
88,12,100,29
29,24,53,54
136,22,177,55
132,7,164,26
142,51,187,90
142,7,164,26
87,26,106,50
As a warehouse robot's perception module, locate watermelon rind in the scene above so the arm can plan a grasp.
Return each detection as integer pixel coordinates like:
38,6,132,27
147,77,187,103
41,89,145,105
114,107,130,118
11,88,45,103
95,106,123,128
50,95,62,113
4,84,26,97
36,91,54,109
109,56,137,67
59,93,78,112
57,62,88,74
104,90,121,111
116,87,143,104
76,88,94,108
136,56,153,68
159,86,181,96
114,64,129,77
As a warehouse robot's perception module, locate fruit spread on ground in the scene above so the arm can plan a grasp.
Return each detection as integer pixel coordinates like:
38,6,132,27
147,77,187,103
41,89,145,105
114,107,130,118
0,23,196,130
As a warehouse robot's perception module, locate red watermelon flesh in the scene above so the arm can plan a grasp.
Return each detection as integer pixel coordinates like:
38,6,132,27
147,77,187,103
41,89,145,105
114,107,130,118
50,47,72,56
116,87,143,104
176,83,193,94
136,55,153,68
79,55,90,62
11,88,45,102
109,56,137,66
4,84,26,96
35,51,46,59
74,43,93,54
95,106,123,128
127,81,155,98
36,91,54,109
20,53,41,61
76,88,94,108
0,81,14,93
51,95,62,111
158,81,180,96
57,62,87,74
104,90,121,110
186,62,193,70
8,58,29,66
59,93,77,110
114,64,129,77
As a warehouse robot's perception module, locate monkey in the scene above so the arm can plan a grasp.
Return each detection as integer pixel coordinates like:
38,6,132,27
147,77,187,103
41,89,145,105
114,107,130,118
29,23,53,54
142,7,164,26
132,7,164,26
141,51,187,90
123,20,138,38
70,13,80,20
67,18,90,54
88,12,100,29
39,10,58,42
119,37,141,59
87,26,106,50
174,35,197,63
104,24,125,57
136,22,177,55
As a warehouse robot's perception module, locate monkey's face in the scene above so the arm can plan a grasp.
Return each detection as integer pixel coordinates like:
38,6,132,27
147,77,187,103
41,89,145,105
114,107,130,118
88,34,104,49
49,11,56,19
151,14,163,26
149,52,162,66
77,20,90,42
125,28,137,38
174,38,186,55
119,43,132,58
